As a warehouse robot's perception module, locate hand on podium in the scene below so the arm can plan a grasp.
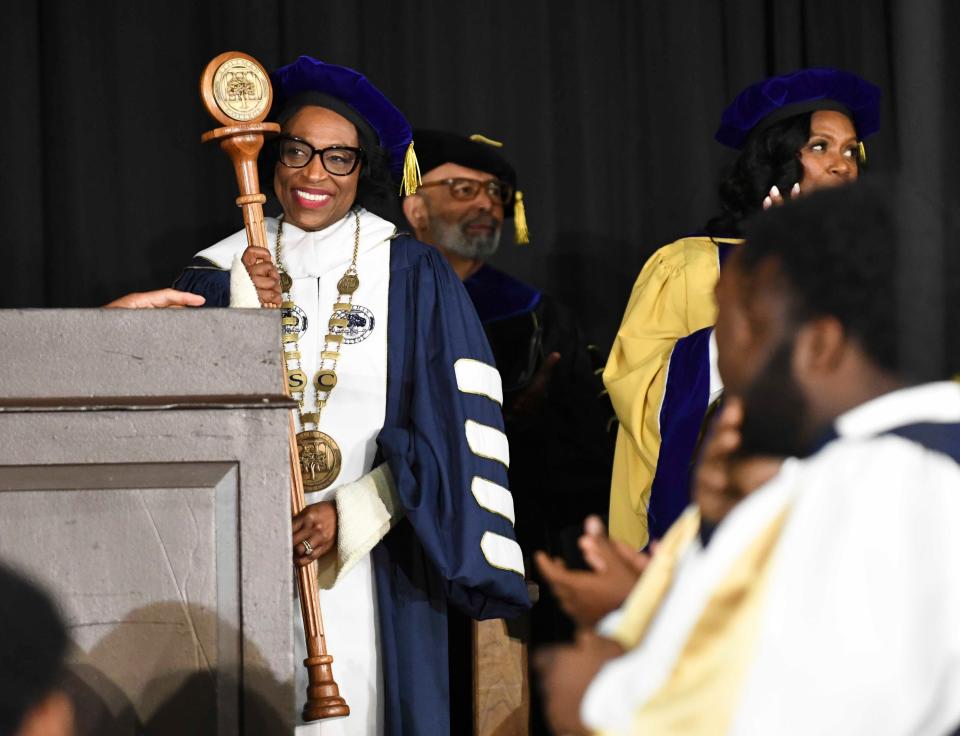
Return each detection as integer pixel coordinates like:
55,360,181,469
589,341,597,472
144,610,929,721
105,289,206,309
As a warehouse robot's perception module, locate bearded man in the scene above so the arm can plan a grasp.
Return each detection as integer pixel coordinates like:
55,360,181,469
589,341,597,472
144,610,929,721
403,130,615,734
402,130,613,569
536,181,960,735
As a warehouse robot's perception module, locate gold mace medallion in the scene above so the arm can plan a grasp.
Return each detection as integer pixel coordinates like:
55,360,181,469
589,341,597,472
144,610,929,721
296,430,342,492
211,57,271,123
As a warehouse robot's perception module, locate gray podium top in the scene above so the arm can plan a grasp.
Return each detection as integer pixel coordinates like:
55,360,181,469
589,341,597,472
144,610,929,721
0,308,285,405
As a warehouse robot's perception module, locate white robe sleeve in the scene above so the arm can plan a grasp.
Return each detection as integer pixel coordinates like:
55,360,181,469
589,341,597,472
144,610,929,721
229,254,260,308
315,463,404,589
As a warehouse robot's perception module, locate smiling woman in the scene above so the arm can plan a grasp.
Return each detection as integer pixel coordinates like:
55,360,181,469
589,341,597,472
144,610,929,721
602,68,882,550
169,56,531,736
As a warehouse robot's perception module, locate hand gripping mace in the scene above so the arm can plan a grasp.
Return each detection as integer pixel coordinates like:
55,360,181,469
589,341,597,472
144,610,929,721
199,51,349,722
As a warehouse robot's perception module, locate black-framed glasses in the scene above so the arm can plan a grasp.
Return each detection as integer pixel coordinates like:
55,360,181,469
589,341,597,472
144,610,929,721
276,135,365,176
418,177,514,206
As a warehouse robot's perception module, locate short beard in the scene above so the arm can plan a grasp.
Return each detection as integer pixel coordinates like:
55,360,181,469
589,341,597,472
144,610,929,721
427,215,501,260
737,338,809,458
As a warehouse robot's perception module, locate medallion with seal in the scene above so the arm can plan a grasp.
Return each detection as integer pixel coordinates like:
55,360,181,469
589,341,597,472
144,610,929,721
330,305,375,344
281,303,309,337
212,57,270,122
296,430,341,492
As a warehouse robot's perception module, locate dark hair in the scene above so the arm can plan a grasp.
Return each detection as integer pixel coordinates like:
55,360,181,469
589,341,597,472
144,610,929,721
0,564,68,734
705,113,812,236
739,181,899,374
354,143,404,225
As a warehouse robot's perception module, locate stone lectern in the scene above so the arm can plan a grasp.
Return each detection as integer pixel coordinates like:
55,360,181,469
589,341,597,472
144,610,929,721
0,308,296,734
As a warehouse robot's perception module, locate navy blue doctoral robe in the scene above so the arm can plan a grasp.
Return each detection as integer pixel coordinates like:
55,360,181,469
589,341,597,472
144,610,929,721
175,235,531,735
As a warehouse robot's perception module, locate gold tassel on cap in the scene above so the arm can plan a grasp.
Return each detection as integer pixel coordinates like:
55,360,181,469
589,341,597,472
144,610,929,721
858,141,867,166
468,133,527,243
401,141,421,196
469,133,503,148
514,191,530,245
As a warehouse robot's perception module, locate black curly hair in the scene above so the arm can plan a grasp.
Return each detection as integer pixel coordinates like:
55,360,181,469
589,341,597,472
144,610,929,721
705,113,813,236
738,181,899,374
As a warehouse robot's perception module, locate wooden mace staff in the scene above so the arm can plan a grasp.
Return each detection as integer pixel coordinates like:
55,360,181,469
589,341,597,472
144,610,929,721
199,51,350,722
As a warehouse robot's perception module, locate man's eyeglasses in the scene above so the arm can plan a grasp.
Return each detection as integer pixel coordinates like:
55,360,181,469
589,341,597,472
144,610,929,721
276,135,365,176
417,177,514,206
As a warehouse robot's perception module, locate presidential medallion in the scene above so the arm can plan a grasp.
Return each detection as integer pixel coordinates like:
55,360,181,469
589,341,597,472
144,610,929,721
212,57,270,122
296,430,342,492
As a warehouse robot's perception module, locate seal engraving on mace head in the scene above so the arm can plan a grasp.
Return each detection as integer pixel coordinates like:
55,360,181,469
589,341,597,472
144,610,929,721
200,51,274,127
212,57,270,121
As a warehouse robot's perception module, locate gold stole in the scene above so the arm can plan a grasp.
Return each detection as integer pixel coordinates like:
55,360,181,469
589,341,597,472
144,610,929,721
599,506,789,735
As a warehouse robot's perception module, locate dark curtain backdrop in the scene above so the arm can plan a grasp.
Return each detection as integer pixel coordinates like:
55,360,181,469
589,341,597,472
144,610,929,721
2,0,956,369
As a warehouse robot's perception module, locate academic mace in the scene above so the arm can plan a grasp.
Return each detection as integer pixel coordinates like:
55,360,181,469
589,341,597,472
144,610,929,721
199,51,350,721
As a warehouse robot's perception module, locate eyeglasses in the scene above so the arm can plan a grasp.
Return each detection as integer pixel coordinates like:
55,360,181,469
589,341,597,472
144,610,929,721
417,177,514,206
276,135,365,176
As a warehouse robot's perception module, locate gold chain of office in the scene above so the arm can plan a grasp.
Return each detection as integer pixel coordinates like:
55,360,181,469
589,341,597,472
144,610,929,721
276,209,362,492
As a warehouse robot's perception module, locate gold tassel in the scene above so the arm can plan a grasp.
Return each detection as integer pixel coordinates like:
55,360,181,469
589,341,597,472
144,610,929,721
401,141,422,195
514,191,530,245
469,133,503,148
858,141,867,166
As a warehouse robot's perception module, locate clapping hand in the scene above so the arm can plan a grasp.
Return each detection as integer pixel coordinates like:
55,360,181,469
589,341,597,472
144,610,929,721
693,397,783,524
535,516,652,628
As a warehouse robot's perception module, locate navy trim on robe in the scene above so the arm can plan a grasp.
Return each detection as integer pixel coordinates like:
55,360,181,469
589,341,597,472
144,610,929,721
648,326,712,540
885,422,960,464
808,419,960,465
463,263,541,324
172,257,230,306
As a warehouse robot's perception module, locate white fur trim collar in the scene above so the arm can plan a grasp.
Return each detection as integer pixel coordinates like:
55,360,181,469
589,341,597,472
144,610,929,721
195,209,396,278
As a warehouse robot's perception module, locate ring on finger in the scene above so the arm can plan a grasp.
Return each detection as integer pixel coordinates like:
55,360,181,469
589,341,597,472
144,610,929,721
301,539,313,555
